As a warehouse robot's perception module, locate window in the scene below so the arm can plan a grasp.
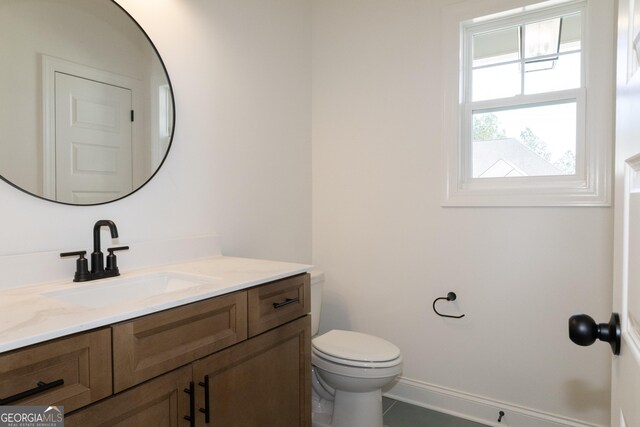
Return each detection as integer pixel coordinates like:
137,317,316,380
442,0,614,206
153,84,173,169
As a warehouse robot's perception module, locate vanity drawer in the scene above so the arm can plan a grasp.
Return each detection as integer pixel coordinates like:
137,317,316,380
112,291,247,392
248,273,310,337
0,328,112,412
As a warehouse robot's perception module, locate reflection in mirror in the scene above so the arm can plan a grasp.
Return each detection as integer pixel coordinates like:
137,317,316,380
0,0,174,205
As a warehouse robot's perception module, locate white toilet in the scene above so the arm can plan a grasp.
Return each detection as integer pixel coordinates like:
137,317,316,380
310,271,403,427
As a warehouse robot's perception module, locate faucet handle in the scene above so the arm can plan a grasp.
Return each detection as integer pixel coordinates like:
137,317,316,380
60,251,90,282
106,246,129,273
60,250,86,258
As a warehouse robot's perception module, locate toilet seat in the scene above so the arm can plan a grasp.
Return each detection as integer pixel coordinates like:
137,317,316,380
312,330,402,369
312,347,402,369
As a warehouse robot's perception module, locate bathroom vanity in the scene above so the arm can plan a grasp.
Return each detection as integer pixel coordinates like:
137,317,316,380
0,257,312,426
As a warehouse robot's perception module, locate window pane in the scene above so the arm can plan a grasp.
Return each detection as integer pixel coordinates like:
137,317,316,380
559,13,581,52
524,52,580,94
472,63,520,101
473,26,520,67
524,18,561,59
472,102,577,178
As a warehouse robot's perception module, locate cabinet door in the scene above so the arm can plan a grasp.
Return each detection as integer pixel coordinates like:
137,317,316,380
112,291,247,392
193,315,311,427
66,366,192,427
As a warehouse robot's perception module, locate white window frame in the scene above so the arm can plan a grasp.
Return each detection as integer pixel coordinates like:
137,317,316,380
442,0,614,206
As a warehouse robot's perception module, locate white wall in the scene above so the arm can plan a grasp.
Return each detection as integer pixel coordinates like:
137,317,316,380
312,0,613,425
0,0,311,268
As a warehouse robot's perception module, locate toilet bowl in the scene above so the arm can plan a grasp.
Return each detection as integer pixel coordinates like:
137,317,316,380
310,271,402,427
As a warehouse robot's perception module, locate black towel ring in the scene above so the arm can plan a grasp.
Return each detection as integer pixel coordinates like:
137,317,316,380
433,292,465,319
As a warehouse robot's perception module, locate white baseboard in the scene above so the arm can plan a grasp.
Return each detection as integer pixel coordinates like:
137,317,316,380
383,377,606,427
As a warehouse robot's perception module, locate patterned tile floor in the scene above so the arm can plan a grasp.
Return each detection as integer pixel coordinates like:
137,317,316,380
383,397,490,427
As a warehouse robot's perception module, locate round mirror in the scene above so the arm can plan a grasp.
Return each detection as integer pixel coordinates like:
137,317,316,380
0,0,174,205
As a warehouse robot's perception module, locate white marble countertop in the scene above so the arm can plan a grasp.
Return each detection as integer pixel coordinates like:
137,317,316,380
0,256,311,353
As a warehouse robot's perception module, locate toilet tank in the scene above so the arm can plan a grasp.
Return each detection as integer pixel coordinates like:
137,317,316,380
310,270,324,336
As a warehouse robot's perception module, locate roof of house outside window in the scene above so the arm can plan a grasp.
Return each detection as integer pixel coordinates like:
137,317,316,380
473,138,564,177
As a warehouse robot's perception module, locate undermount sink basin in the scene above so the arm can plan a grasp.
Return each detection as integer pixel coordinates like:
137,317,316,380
43,272,220,309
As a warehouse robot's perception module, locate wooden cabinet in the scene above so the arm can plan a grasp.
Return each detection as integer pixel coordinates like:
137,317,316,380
248,273,310,337
112,291,247,392
1,273,310,426
193,315,311,427
0,328,112,413
65,366,192,427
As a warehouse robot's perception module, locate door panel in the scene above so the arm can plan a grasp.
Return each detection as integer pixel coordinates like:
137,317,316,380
612,0,640,424
613,158,640,427
626,184,640,353
55,72,132,204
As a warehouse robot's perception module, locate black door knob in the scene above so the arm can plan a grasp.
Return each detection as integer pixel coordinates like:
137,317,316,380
568,313,621,355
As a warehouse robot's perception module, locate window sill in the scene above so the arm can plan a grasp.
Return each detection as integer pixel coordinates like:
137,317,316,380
442,177,611,207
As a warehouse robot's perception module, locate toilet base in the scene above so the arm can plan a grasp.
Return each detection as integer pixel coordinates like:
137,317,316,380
311,388,333,427
312,388,384,427
312,412,332,427
332,389,383,427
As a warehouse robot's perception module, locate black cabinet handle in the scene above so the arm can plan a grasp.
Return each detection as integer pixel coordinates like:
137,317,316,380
0,379,64,405
183,381,195,427
273,297,299,309
199,375,210,423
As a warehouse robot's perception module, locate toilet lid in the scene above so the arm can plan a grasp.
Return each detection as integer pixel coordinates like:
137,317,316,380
312,330,401,363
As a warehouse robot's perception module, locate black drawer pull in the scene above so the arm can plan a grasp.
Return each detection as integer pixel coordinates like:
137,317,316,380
183,381,195,427
0,379,64,405
273,297,299,309
199,375,210,423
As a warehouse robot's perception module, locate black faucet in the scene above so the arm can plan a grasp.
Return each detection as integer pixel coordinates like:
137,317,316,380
60,220,129,282
92,220,118,274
